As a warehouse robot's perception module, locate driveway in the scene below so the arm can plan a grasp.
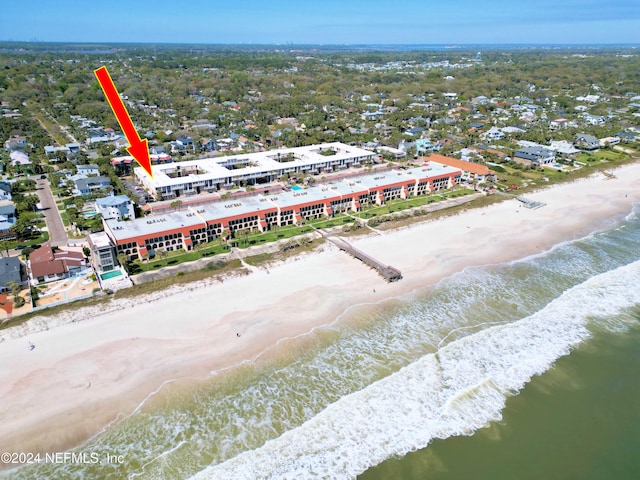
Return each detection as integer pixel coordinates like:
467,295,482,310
35,179,69,246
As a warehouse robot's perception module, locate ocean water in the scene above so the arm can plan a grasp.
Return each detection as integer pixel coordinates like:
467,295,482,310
6,205,640,480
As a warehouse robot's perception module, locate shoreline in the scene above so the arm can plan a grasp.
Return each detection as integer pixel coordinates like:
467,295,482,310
2,162,640,460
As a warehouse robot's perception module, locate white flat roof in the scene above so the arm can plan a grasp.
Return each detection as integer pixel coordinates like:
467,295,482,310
88,231,113,249
107,162,463,243
135,142,376,189
106,211,205,240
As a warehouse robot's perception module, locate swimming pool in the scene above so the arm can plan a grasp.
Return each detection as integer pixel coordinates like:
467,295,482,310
291,185,304,191
100,270,123,280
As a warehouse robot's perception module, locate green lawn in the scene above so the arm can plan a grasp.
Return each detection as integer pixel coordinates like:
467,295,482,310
596,150,624,161
356,189,473,219
131,242,231,273
60,211,70,226
575,150,623,163
233,224,315,248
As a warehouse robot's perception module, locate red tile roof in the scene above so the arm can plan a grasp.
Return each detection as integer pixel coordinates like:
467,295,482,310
425,154,493,175
30,245,85,279
31,259,67,279
30,244,54,264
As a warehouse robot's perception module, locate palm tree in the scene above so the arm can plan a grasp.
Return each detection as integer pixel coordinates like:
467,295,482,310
0,241,10,257
6,281,21,301
116,253,128,268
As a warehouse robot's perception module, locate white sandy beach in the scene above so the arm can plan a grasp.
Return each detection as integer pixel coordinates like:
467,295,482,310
1,163,640,458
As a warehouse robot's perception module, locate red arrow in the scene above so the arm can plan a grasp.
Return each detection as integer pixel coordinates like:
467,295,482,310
94,66,153,178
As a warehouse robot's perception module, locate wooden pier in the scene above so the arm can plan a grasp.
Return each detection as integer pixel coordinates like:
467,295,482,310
496,191,545,209
515,195,546,209
324,235,402,282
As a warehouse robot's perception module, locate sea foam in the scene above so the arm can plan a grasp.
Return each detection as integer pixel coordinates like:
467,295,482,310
192,259,640,480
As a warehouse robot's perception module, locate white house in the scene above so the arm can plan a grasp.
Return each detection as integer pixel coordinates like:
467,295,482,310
549,141,580,155
481,127,505,140
549,119,571,130
96,195,135,221
599,137,621,147
583,114,605,126
10,150,31,168
77,164,100,176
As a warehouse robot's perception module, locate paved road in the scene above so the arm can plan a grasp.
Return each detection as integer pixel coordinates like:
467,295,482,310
35,179,69,246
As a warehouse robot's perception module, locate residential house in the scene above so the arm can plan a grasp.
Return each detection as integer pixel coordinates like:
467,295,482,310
549,141,580,155
45,145,71,159
398,139,432,155
67,143,81,155
501,126,526,134
0,191,16,239
9,151,32,171
86,132,123,145
599,137,621,147
3,135,27,151
171,137,195,153
615,132,637,143
200,138,217,152
404,127,424,136
0,215,16,241
474,145,508,159
514,146,556,166
74,176,112,196
0,256,26,292
574,133,599,151
361,111,383,121
378,146,406,159
276,117,301,129
583,114,605,126
29,244,86,283
549,118,571,130
0,181,11,198
77,164,100,176
0,198,15,222
96,195,135,221
87,231,117,273
471,95,489,105
1,109,22,119
482,127,505,140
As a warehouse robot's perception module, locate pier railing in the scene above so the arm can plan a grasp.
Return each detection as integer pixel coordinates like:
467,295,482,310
321,233,402,282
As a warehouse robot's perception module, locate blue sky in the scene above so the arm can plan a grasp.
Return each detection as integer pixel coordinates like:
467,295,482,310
2,0,639,44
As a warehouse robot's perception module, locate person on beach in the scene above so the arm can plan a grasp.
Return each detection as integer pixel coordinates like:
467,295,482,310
28,341,35,351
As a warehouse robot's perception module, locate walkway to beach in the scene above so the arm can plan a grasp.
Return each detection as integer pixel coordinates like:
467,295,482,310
316,231,402,282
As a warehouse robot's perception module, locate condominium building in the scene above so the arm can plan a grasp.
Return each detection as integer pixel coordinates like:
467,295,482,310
104,161,461,261
133,142,377,201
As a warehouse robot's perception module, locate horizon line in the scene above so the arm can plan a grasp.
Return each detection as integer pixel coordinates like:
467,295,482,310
1,40,640,47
